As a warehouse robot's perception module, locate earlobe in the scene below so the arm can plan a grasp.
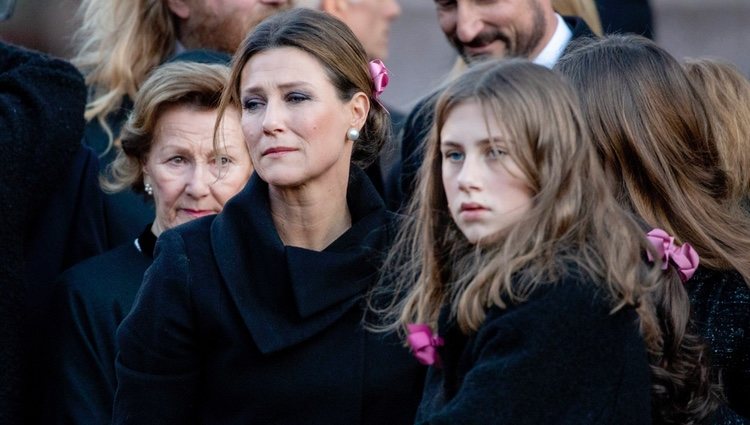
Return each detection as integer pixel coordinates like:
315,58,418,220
166,0,191,19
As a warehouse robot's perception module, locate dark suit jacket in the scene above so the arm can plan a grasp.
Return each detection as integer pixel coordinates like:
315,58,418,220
113,167,424,425
415,272,652,425
391,16,594,211
49,227,155,425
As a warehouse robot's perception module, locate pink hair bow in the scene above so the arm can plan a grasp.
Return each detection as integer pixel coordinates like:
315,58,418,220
406,324,444,367
368,59,389,99
646,228,700,282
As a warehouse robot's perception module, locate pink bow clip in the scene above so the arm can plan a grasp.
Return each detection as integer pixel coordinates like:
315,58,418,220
368,59,389,99
646,228,700,282
407,324,444,366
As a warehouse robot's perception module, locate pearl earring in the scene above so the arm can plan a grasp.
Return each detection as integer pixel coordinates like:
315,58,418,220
144,182,153,196
346,127,360,141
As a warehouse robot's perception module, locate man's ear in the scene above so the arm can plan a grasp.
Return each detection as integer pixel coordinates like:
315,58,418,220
321,0,350,18
166,0,191,19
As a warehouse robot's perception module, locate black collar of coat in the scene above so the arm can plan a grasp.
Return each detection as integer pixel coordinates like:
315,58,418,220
211,166,394,354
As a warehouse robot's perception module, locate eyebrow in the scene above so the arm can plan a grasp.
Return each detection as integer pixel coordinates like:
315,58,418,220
241,81,314,96
440,137,507,147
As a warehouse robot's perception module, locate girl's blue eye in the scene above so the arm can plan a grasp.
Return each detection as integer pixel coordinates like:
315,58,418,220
444,151,464,162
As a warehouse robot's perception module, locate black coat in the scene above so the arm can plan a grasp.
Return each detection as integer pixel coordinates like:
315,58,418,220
113,168,425,425
0,42,87,424
415,273,652,425
687,267,750,423
390,16,593,210
48,227,156,425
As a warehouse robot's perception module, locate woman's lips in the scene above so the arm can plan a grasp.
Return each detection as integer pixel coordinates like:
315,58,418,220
181,209,214,218
459,202,489,220
262,146,297,157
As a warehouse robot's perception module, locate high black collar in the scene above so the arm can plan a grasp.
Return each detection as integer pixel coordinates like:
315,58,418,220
136,224,157,259
211,167,396,354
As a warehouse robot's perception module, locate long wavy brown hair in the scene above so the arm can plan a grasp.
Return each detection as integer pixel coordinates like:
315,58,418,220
684,57,750,204
378,59,717,424
555,35,750,286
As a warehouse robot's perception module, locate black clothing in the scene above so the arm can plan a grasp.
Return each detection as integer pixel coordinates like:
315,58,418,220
391,16,593,210
416,274,652,425
596,0,654,39
0,42,87,424
113,168,424,425
50,226,155,424
687,267,750,421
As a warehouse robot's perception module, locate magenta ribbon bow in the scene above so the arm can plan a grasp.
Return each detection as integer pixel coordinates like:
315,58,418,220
368,59,389,99
646,228,700,282
406,324,444,366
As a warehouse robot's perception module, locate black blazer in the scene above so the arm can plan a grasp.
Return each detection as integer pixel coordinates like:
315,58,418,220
49,227,155,425
415,273,652,425
113,168,424,425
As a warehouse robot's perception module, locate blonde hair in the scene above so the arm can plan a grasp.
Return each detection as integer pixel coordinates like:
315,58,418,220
101,62,230,195
72,0,177,155
381,59,717,424
684,58,750,203
556,35,750,284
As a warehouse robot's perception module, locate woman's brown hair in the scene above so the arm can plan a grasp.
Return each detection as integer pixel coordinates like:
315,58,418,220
556,35,750,285
379,58,717,424
684,57,750,203
214,7,390,169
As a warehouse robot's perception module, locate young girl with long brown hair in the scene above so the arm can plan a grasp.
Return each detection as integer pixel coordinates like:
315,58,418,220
379,59,717,424
556,35,750,422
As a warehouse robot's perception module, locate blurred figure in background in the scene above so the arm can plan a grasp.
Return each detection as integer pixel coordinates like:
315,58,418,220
49,60,252,425
72,0,289,246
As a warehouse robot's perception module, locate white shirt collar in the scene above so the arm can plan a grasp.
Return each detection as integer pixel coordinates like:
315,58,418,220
533,14,573,69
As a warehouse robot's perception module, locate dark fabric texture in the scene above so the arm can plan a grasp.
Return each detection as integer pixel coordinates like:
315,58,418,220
47,226,155,425
112,167,425,425
390,16,594,211
415,273,652,425
595,0,654,39
687,267,750,422
0,41,87,424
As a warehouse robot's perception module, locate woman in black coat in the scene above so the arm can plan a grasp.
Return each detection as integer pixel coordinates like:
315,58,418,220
50,61,253,424
112,9,424,425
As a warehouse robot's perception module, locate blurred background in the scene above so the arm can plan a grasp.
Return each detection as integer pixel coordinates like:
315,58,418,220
1,0,749,113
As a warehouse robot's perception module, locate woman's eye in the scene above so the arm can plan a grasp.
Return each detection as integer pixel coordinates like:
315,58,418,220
242,98,264,111
286,92,310,103
169,156,186,165
217,156,231,166
444,151,464,162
